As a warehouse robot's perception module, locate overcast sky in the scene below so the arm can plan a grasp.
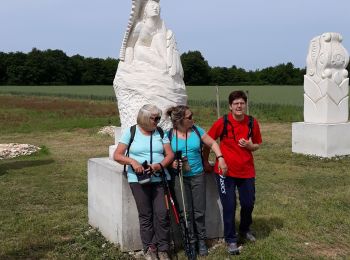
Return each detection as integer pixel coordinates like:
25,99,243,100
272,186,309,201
1,0,349,70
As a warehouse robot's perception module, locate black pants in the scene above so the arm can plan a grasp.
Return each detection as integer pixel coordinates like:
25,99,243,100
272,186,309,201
172,172,206,244
216,175,255,243
130,182,170,252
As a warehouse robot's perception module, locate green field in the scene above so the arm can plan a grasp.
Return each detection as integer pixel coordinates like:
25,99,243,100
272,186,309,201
0,94,349,259
0,85,305,106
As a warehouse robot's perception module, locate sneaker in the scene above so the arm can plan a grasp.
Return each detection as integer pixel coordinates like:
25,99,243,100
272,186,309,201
240,231,256,242
227,242,240,255
144,246,157,260
158,251,170,260
198,240,208,256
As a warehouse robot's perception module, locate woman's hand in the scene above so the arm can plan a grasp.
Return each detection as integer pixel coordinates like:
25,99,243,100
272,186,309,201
171,159,183,169
131,160,144,174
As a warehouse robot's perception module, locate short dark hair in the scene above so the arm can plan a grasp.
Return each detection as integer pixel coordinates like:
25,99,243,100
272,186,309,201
228,90,247,105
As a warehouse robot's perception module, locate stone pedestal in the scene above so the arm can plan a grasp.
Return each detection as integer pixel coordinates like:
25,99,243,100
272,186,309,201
88,157,224,252
292,122,350,157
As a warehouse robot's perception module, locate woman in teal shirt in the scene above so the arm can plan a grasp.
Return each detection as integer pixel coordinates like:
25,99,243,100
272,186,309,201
166,105,227,257
114,104,174,260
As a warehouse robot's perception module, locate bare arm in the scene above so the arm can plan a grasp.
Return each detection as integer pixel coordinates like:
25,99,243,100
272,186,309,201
113,143,143,173
201,133,227,175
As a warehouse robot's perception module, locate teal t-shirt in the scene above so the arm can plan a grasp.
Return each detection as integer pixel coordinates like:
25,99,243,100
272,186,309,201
119,126,170,183
168,125,205,177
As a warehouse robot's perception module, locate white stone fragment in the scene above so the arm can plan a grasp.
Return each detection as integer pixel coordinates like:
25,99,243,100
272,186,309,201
0,143,41,160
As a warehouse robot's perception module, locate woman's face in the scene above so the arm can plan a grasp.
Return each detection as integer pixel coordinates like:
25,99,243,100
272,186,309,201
182,109,194,129
144,1,160,18
148,113,161,131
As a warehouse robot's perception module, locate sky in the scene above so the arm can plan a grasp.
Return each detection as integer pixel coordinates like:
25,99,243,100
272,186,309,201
0,0,349,70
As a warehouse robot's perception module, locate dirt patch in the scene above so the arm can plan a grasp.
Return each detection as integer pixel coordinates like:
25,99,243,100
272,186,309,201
0,95,118,117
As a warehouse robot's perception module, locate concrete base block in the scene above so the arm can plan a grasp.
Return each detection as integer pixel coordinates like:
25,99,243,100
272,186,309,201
88,157,223,252
292,122,350,157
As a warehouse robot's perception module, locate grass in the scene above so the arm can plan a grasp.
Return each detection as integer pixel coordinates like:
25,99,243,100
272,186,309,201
0,85,304,106
0,95,349,259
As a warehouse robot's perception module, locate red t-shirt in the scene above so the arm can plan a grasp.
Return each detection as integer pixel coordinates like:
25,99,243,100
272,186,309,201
207,113,262,178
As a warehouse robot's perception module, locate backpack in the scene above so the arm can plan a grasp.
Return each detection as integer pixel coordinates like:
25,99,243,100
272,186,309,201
220,114,254,141
124,124,164,173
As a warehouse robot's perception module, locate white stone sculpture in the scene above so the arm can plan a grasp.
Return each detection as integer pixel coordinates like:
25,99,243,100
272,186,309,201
114,0,187,131
292,32,350,158
304,32,349,123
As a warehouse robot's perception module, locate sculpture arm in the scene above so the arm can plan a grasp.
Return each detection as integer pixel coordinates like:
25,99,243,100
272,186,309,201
166,29,184,77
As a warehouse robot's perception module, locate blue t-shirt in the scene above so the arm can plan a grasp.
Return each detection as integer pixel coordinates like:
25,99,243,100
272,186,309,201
119,126,170,183
168,125,205,177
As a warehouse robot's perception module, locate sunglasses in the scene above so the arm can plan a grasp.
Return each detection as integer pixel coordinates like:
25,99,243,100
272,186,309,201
150,116,161,122
184,114,193,120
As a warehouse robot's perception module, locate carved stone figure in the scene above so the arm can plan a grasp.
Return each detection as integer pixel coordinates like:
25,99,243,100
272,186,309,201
304,32,349,123
114,0,187,131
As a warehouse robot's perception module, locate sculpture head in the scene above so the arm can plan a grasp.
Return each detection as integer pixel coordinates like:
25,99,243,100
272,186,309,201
144,0,160,20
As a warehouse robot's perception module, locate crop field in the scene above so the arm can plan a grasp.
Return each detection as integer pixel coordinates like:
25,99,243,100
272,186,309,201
0,94,349,259
0,85,304,106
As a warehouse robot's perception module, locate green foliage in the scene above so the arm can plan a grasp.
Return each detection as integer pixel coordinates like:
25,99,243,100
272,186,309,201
0,49,119,86
181,50,211,85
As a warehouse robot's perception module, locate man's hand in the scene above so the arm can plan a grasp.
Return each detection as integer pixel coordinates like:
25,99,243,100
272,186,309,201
238,138,258,151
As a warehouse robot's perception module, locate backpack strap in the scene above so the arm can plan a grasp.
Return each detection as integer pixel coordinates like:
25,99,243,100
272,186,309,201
156,126,164,139
247,115,254,139
124,125,137,173
192,125,204,168
220,114,254,141
220,114,229,141
168,128,174,142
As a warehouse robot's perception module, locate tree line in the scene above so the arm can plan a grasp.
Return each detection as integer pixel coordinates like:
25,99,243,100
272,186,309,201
1,48,349,86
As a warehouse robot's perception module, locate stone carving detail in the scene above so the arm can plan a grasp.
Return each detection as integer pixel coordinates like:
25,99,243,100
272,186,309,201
114,0,187,131
304,32,349,123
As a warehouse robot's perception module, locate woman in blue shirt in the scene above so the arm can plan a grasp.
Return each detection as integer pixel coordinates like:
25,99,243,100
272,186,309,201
166,105,227,257
114,104,174,260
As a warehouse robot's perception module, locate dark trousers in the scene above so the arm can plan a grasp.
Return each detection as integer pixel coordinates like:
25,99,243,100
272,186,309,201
130,182,170,252
216,175,255,243
172,172,206,243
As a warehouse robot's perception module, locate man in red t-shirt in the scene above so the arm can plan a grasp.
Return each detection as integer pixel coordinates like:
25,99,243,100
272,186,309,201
203,90,262,255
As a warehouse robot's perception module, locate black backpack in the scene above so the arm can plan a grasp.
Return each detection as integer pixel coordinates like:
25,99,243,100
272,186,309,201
124,125,164,173
220,114,254,141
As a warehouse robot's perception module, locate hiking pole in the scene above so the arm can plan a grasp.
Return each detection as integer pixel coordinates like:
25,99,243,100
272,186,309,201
158,163,179,259
175,152,196,260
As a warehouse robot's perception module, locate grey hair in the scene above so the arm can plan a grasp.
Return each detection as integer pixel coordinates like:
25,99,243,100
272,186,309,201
137,104,162,129
166,105,189,129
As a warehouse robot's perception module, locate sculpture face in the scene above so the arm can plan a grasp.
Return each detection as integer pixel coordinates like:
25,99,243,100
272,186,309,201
144,0,160,18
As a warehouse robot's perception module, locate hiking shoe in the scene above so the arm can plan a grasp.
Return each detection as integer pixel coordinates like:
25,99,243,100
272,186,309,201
240,231,256,242
158,251,170,260
187,243,197,259
198,240,208,256
227,242,240,255
144,246,157,260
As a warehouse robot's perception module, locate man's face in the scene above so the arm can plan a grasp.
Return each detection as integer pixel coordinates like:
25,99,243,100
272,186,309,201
229,98,246,117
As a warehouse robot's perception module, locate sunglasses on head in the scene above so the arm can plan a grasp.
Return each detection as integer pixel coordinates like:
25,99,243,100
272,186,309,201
150,116,161,122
